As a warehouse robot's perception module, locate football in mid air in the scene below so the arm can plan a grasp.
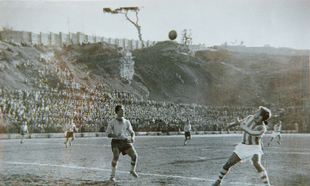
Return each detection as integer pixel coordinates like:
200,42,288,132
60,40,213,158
168,30,177,40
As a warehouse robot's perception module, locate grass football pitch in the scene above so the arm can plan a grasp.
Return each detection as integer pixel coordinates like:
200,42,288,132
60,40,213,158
0,134,309,186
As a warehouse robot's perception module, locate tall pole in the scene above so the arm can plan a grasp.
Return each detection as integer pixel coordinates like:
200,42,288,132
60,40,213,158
307,50,310,132
302,50,310,132
67,17,70,34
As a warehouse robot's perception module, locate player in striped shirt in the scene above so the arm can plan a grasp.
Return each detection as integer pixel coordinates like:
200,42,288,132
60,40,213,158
212,106,272,186
106,105,138,182
268,120,282,146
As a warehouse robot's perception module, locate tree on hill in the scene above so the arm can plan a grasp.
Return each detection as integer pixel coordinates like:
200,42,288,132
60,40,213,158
103,6,144,47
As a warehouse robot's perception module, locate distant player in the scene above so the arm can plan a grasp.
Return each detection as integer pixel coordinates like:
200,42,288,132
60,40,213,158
184,119,191,146
20,121,29,144
212,106,272,186
268,120,282,146
64,119,78,148
106,105,138,182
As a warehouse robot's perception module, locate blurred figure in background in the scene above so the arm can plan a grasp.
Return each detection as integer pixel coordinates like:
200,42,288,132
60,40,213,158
64,118,78,148
184,119,191,146
268,120,282,146
20,121,29,144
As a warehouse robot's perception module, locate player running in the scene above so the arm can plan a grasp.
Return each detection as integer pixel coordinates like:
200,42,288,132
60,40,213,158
184,119,191,146
212,106,272,186
20,121,29,144
64,119,78,148
268,120,282,146
106,105,138,182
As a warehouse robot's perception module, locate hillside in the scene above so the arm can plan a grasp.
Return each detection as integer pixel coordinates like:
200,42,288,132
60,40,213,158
0,40,308,109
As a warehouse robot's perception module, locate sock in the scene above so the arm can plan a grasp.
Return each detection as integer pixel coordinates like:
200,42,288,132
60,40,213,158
259,170,270,185
111,160,117,177
111,167,116,177
130,160,136,172
217,168,228,182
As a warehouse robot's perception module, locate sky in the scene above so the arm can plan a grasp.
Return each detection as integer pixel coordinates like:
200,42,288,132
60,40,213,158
0,0,310,49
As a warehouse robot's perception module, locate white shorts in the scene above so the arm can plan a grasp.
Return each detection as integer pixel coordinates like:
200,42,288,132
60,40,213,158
234,143,263,162
271,131,281,138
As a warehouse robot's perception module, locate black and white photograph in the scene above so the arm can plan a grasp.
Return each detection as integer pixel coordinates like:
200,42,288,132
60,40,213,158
0,0,309,185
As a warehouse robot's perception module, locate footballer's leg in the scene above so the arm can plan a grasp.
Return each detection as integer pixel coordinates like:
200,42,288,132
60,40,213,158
277,135,282,145
212,152,241,186
110,147,120,182
64,132,68,144
64,134,69,148
20,134,24,144
126,147,139,178
252,154,270,186
69,133,74,146
268,137,274,146
184,133,190,145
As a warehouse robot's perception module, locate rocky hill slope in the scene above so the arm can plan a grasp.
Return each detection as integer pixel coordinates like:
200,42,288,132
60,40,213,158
0,40,308,109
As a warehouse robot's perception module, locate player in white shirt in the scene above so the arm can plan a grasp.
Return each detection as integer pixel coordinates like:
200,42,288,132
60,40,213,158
64,119,78,148
20,121,29,144
184,119,191,146
106,105,138,182
212,106,272,186
268,120,282,146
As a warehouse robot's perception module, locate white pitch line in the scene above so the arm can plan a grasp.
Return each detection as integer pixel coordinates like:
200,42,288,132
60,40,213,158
25,143,110,148
267,151,310,155
1,161,266,186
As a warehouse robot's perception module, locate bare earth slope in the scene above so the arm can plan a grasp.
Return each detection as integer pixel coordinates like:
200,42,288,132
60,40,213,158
0,40,308,108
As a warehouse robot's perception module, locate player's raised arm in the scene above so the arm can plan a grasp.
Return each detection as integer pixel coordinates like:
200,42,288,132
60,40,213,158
223,117,240,130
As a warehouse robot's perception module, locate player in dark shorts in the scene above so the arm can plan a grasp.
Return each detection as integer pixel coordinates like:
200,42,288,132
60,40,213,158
184,119,191,146
106,105,138,182
64,122,77,148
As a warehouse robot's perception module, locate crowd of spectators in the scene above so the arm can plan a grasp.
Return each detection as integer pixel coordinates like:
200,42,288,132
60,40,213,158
0,84,296,134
